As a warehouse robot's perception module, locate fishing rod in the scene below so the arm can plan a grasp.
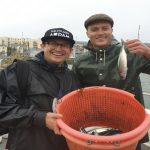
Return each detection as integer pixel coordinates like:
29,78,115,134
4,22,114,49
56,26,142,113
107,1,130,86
138,25,140,40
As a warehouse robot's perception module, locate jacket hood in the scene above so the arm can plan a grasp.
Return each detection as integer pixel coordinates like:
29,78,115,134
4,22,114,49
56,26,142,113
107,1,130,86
84,36,120,53
83,36,120,63
32,51,68,72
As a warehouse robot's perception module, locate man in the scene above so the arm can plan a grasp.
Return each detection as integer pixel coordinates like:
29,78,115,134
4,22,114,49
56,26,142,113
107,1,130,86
73,13,150,150
0,28,79,150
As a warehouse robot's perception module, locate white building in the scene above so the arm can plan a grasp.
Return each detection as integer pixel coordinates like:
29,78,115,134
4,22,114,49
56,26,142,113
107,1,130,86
0,45,7,53
0,37,40,49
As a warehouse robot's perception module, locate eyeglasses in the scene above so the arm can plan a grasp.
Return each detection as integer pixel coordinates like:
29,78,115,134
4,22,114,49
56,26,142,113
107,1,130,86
45,41,71,49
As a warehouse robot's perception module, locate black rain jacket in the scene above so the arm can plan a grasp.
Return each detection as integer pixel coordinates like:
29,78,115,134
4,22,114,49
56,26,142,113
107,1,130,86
0,52,79,150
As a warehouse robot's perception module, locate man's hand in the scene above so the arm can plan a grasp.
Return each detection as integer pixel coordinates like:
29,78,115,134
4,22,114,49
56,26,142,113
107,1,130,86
125,39,150,59
45,112,63,135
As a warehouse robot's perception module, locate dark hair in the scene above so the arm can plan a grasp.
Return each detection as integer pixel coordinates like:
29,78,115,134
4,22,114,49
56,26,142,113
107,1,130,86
42,39,73,48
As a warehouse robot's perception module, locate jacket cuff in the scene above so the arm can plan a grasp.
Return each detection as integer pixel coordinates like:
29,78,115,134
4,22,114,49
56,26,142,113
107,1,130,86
33,111,46,126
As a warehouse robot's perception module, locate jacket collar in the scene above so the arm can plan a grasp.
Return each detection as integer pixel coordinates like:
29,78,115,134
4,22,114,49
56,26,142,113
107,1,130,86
84,36,120,63
84,36,120,53
32,51,68,72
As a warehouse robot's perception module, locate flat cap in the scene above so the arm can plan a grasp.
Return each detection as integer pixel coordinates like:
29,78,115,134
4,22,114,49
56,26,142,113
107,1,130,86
84,13,114,29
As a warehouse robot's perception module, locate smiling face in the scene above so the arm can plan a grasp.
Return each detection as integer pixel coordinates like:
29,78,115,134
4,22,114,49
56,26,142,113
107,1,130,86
41,39,73,64
86,21,113,49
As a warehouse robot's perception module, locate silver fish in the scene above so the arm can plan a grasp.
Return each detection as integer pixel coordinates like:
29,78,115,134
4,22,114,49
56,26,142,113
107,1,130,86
117,39,128,80
52,97,57,112
80,126,122,136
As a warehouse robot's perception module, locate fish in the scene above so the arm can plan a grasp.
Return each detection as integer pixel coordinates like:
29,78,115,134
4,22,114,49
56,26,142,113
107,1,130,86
79,126,122,136
52,97,57,112
117,39,128,80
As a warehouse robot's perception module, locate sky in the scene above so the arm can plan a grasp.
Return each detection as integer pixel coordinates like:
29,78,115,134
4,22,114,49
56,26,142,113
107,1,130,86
0,0,150,43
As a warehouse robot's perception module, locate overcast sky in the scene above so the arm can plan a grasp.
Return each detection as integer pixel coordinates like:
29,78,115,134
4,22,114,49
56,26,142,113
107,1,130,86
0,0,150,42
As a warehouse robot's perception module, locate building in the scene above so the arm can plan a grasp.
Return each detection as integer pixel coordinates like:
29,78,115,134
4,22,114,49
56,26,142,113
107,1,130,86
0,37,40,49
0,45,7,53
73,41,86,58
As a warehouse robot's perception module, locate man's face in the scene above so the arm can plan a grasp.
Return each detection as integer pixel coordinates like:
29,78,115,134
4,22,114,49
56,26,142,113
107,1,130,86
86,22,113,49
41,39,73,64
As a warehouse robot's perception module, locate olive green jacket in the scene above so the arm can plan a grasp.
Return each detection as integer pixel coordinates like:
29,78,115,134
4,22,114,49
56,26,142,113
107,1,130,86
73,40,150,105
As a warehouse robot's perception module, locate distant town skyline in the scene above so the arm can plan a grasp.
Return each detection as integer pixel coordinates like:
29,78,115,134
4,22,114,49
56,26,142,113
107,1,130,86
0,0,150,42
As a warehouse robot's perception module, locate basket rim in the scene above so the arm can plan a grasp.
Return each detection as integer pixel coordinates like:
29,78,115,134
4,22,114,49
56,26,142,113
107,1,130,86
57,86,137,103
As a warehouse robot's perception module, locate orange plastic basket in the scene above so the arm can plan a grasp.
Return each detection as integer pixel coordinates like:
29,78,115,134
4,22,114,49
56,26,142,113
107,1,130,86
56,86,150,150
